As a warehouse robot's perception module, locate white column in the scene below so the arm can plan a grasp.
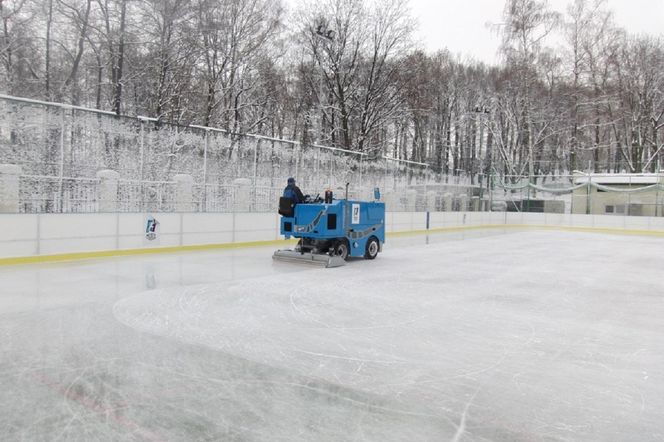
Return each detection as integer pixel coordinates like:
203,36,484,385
443,193,453,212
364,187,373,201
405,189,417,211
459,194,469,212
96,169,120,212
97,170,120,213
382,191,396,212
427,191,437,211
174,174,194,212
233,178,252,212
471,196,480,211
0,164,21,213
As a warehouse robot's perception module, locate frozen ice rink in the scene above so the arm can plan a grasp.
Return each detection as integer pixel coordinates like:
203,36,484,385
1,229,663,441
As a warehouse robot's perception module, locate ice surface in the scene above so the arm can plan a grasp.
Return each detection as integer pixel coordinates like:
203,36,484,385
1,230,663,441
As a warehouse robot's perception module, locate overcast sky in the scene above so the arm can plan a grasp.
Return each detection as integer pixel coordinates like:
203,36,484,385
410,0,664,64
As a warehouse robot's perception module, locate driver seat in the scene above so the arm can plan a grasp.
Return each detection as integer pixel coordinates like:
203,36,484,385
279,197,295,217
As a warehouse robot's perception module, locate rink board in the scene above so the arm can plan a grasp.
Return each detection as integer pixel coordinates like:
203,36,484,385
2,211,664,263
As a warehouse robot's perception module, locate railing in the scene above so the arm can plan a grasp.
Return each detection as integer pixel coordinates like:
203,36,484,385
193,184,237,213
9,174,482,214
19,175,99,213
12,171,664,216
117,180,179,213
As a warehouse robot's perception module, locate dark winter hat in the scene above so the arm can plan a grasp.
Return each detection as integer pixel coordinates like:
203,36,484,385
287,177,295,184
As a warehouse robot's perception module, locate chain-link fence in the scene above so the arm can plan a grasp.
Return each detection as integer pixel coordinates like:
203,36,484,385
0,94,479,213
4,95,664,216
4,94,663,217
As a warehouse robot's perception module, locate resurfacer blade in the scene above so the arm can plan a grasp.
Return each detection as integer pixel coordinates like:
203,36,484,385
272,250,345,268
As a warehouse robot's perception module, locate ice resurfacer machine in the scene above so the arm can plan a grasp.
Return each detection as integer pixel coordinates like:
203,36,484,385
273,188,385,268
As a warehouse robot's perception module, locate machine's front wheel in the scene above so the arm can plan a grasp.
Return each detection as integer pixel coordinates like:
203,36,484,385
332,240,349,261
364,237,379,260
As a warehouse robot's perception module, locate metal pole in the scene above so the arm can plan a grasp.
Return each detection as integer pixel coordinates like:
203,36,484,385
657,160,661,217
139,120,145,212
655,174,659,217
252,138,259,212
58,108,65,212
423,165,428,212
315,146,320,189
627,175,631,217
586,169,591,215
478,173,483,211
489,170,493,212
359,154,363,191
527,173,531,213
294,143,299,182
570,172,574,215
384,158,388,192
202,129,208,212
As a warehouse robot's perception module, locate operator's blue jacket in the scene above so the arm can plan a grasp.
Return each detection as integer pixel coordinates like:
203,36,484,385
283,178,305,203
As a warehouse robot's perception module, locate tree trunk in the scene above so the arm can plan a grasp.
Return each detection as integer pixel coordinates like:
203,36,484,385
63,0,93,105
113,0,127,115
1,2,12,89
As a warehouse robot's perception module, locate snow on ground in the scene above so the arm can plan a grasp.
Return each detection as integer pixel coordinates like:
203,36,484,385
1,229,663,441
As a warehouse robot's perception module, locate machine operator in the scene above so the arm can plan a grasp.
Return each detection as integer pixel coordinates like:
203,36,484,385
283,177,305,204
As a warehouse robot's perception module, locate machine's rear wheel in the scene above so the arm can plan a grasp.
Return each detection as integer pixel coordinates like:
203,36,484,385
332,240,349,260
365,237,379,260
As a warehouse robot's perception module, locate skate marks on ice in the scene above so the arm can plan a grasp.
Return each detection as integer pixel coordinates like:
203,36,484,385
114,231,664,441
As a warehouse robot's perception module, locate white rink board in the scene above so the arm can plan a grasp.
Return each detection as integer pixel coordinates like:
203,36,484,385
2,211,664,259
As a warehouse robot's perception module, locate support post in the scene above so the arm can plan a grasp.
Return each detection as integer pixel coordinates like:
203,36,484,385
627,175,631,217
586,172,591,215
139,120,145,212
359,154,363,190
252,138,259,211
488,171,493,212
0,164,22,213
656,174,660,217
58,108,65,212
384,158,388,193
294,143,300,181
202,129,208,212
315,146,320,189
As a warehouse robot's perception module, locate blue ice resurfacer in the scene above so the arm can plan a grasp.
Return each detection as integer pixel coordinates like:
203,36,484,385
272,187,385,268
